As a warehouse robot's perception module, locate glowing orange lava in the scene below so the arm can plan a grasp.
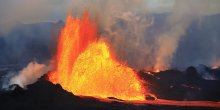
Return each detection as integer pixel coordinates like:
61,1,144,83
48,11,145,100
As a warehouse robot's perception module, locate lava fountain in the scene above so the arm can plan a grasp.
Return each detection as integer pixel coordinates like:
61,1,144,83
48,11,146,100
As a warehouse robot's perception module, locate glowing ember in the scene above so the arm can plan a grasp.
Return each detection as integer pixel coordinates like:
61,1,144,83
48,11,145,100
151,67,160,73
145,67,160,73
212,59,220,69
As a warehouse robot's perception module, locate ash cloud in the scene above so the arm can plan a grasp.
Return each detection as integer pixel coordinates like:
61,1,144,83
0,0,220,71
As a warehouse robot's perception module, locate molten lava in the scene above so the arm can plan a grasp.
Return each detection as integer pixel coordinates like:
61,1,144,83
48,11,145,100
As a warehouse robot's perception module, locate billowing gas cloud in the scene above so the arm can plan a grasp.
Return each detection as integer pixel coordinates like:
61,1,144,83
0,0,220,71
154,0,211,70
9,61,49,88
79,0,220,70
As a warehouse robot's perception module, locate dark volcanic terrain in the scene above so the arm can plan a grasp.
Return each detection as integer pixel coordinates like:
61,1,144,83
139,66,220,101
0,69,220,110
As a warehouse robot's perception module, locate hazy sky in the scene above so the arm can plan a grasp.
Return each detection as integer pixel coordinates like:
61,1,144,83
0,0,220,25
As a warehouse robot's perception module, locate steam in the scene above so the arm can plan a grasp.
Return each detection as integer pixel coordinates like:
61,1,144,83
9,61,49,88
0,0,220,70
87,0,218,70
154,0,208,70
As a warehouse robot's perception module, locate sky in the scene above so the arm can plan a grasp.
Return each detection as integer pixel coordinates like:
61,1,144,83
146,0,220,14
0,0,220,25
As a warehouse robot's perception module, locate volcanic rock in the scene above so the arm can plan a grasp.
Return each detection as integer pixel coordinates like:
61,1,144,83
138,67,220,101
0,78,219,110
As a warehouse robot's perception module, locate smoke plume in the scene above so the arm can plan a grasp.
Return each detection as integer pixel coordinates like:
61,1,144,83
9,61,49,88
154,0,208,70
0,0,220,71
85,0,218,70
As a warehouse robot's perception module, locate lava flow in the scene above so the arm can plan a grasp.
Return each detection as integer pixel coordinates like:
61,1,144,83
48,11,146,101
